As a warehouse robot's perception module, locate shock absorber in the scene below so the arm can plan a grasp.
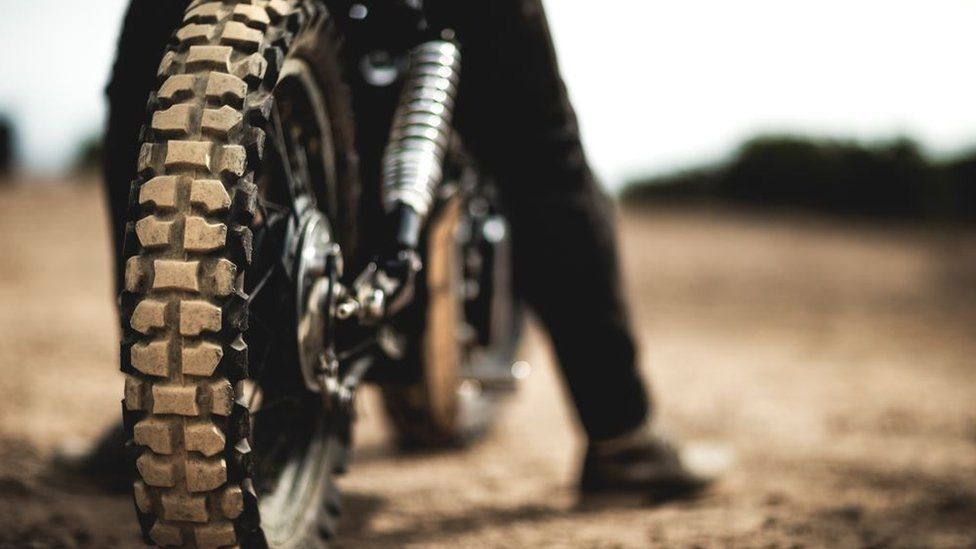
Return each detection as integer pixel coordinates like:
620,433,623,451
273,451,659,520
381,39,461,249
342,39,461,323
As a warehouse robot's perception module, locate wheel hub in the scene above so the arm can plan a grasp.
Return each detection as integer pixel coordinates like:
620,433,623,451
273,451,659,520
295,210,341,394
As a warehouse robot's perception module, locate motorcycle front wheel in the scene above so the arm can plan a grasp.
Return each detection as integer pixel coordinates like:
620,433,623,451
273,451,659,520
119,2,358,546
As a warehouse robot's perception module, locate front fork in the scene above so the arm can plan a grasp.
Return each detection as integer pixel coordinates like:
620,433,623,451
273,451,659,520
305,38,462,410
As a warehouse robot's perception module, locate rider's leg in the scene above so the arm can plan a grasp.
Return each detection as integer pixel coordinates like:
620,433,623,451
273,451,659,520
428,0,649,441
430,0,717,496
103,0,190,293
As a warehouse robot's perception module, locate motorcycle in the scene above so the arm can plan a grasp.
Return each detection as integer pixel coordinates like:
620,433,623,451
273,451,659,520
119,0,522,546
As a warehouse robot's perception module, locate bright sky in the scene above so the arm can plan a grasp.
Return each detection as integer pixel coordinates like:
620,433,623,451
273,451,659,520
2,1,976,190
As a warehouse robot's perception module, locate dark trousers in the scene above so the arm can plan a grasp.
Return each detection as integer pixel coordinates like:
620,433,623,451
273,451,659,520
104,0,649,440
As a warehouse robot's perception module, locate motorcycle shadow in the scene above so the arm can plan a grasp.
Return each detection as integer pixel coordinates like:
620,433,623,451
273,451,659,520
336,492,692,547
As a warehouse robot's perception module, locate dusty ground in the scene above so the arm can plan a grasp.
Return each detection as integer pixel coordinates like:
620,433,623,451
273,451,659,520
0,178,974,548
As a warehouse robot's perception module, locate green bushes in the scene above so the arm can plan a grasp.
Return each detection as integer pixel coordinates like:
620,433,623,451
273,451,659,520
0,117,13,174
622,135,975,222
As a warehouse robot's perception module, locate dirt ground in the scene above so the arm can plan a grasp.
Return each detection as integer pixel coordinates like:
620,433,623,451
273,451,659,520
0,178,974,548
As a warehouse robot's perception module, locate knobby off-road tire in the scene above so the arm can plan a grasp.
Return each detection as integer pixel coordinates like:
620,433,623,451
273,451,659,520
119,1,354,547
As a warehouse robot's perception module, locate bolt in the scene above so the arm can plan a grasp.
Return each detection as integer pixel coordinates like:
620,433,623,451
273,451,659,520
336,300,359,319
362,288,385,320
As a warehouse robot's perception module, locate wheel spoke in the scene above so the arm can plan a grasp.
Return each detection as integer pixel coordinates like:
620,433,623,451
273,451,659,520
246,260,279,305
269,105,299,207
257,195,291,220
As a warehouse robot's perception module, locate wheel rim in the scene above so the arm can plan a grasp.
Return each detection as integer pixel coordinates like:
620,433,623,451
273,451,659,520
245,57,341,547
415,188,522,440
423,197,464,433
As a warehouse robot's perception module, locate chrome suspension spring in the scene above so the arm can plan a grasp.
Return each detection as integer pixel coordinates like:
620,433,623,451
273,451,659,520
381,40,461,217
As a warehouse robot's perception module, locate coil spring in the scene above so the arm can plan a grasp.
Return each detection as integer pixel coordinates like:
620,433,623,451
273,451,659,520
381,40,461,217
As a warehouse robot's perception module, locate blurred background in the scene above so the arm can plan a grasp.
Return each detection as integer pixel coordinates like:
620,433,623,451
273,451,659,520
0,0,975,547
